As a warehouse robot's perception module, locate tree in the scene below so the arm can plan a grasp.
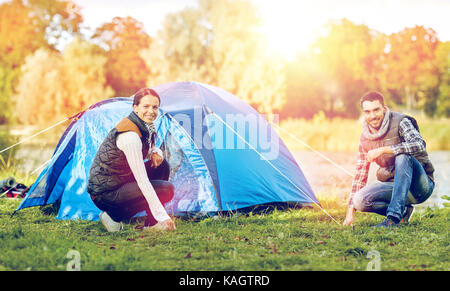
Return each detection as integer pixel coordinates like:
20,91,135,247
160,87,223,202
435,41,450,117
382,26,440,112
310,19,386,118
0,0,83,124
0,60,20,124
282,53,328,119
26,0,83,49
0,0,46,123
93,16,152,97
141,0,286,115
0,0,47,66
60,38,114,113
14,38,113,125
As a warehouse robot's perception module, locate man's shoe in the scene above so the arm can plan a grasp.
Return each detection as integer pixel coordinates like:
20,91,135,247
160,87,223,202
401,205,414,224
373,217,400,228
99,212,122,232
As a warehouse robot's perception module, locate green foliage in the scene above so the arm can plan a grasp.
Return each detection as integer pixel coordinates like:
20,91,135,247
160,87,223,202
13,38,114,125
435,41,450,117
0,128,18,163
283,55,328,119
310,19,385,118
0,1,46,124
383,26,440,115
0,63,19,124
26,0,83,49
414,116,450,151
283,23,450,120
0,0,84,125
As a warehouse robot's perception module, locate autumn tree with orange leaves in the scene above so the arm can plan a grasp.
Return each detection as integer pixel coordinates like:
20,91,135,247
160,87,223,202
0,0,82,124
14,38,113,125
93,16,152,97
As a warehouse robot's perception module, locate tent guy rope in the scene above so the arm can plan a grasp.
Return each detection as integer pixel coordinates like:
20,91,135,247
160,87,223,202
0,109,86,156
0,111,86,177
269,121,355,178
30,158,52,175
0,182,19,198
0,118,70,155
209,112,341,225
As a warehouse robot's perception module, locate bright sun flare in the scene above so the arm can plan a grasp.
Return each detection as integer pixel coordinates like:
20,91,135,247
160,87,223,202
257,2,326,60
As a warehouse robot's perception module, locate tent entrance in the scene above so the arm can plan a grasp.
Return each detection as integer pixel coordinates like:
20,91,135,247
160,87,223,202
159,125,220,216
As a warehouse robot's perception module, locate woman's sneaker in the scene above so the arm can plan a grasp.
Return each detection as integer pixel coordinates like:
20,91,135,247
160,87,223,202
99,212,122,232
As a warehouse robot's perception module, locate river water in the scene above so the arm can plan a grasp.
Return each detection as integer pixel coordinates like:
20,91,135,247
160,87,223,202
12,145,449,209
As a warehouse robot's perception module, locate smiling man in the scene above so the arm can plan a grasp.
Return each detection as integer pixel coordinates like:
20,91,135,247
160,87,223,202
343,91,435,228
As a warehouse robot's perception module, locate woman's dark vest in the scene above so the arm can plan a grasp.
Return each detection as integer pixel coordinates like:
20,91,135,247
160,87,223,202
360,111,434,182
87,112,155,196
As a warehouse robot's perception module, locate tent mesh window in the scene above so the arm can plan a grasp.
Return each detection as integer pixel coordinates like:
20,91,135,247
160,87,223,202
160,131,203,214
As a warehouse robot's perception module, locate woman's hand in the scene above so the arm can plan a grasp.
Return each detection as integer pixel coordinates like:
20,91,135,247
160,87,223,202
144,219,176,231
150,151,163,168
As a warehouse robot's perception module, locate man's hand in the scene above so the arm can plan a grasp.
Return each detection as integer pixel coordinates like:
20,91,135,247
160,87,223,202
150,151,163,168
343,206,356,226
366,146,393,163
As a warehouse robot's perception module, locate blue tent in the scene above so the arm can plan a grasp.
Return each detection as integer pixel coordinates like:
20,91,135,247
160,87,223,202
15,82,318,220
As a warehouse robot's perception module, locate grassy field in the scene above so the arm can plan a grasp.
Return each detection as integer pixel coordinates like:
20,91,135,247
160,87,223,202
0,196,448,271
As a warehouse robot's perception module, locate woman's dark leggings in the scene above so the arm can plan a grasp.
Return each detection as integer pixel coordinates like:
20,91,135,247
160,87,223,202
91,159,174,226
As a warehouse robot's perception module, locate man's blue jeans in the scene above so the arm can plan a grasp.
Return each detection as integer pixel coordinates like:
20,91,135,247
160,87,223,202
353,154,434,221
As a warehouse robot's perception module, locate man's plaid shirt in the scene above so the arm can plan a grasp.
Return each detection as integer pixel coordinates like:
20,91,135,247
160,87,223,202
348,117,426,207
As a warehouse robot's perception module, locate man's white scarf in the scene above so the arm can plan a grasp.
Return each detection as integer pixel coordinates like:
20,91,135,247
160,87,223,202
362,107,391,140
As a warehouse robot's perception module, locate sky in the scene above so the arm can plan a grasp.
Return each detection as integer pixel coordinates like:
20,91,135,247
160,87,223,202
256,0,450,59
3,0,450,59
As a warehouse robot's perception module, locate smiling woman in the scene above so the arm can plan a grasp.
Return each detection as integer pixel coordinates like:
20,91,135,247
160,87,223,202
87,87,176,232
132,88,161,124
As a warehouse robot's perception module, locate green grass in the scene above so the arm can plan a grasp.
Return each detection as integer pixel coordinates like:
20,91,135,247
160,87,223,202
0,198,448,271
